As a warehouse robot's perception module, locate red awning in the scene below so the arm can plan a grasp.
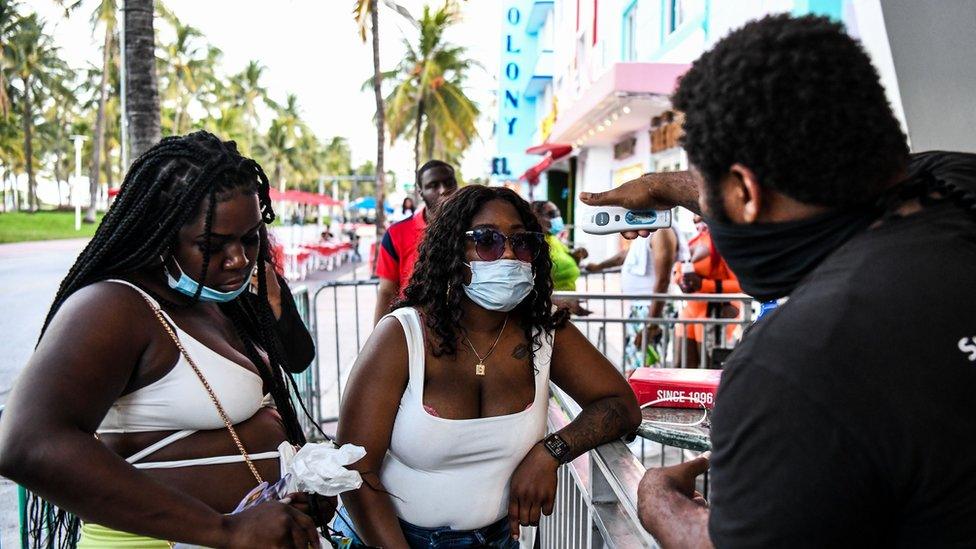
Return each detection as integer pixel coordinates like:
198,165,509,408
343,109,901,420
525,143,573,159
269,189,342,206
519,142,573,185
520,155,555,185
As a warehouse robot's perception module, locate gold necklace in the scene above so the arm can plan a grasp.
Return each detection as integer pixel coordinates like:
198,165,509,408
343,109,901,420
462,315,509,376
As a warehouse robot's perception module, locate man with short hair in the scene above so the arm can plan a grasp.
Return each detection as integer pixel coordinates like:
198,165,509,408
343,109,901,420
582,14,976,547
373,160,458,325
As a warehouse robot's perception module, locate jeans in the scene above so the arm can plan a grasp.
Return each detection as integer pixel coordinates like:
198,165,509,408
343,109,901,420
333,507,519,549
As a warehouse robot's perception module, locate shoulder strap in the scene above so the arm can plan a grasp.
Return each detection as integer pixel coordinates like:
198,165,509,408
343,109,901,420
103,279,178,326
383,307,425,393
131,290,265,485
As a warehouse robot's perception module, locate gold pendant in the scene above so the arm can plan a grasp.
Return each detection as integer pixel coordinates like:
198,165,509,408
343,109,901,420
475,363,486,376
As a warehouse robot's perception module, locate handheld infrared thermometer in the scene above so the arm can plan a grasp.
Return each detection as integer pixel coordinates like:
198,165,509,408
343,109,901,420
580,207,672,235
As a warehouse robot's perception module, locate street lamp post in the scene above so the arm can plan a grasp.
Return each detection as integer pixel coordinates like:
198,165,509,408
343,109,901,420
70,135,87,231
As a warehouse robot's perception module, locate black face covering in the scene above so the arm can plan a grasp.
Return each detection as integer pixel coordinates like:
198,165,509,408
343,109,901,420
705,208,877,302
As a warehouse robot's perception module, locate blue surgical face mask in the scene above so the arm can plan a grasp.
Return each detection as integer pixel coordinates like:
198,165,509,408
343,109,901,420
164,258,252,303
549,216,565,235
462,259,534,312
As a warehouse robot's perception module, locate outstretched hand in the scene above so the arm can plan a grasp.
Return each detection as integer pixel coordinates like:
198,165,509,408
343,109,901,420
637,452,713,549
579,171,703,239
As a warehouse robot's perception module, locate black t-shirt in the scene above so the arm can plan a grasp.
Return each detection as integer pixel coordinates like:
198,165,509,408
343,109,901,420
709,152,976,547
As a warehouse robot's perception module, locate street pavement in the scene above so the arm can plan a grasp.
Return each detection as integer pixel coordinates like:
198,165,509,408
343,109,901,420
0,238,88,547
0,239,88,408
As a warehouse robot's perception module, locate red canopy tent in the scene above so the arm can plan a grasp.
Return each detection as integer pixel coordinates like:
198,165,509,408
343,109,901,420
268,188,342,207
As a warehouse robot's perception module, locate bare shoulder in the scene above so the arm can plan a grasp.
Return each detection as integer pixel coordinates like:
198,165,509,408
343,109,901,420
553,318,586,341
41,280,157,349
351,312,409,383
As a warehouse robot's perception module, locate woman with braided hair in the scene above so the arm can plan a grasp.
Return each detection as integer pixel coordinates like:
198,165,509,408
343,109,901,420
0,131,334,548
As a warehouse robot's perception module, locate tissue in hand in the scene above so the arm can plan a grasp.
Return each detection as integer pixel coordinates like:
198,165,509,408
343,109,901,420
286,442,366,496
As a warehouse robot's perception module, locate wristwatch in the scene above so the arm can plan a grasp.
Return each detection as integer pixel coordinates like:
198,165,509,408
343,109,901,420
542,433,571,464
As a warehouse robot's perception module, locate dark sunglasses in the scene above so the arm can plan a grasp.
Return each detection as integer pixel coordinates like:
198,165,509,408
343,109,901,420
464,228,545,262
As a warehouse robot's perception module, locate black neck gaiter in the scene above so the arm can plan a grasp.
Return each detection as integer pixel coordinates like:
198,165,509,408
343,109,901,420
705,208,877,302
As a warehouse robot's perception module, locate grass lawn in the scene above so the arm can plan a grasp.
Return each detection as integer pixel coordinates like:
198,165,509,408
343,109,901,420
0,211,104,244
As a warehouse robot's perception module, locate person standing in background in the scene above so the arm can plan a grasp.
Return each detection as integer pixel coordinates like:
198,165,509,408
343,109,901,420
373,161,458,325
531,201,591,316
673,216,741,367
391,197,417,223
530,201,588,291
585,218,687,369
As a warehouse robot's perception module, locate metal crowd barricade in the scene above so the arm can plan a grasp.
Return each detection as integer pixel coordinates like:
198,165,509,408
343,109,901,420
555,290,754,371
309,279,381,427
539,387,659,548
577,266,622,294
287,285,326,440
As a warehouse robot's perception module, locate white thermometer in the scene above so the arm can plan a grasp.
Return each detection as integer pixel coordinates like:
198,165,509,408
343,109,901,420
580,207,672,235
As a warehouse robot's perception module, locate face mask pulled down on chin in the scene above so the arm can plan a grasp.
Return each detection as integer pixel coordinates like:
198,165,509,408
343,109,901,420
704,208,876,302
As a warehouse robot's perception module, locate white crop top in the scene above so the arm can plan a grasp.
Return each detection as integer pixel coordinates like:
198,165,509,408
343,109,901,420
378,307,552,530
96,280,280,470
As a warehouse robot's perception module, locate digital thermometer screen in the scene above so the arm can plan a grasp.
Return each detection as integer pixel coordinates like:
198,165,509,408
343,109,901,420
625,210,660,225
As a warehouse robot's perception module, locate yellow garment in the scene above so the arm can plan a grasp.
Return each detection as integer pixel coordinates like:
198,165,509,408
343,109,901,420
546,234,580,291
77,523,175,548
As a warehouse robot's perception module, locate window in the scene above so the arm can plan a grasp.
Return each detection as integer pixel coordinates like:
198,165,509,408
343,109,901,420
622,2,637,61
665,0,704,36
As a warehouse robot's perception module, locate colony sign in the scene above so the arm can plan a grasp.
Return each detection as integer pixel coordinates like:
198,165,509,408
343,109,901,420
492,2,533,182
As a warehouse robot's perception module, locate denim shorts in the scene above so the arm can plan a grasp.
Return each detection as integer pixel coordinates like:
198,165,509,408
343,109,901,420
333,507,519,549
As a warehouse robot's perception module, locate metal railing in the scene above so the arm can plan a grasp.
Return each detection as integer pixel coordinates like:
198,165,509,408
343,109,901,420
556,290,754,372
288,285,326,440
540,387,659,548
309,280,382,424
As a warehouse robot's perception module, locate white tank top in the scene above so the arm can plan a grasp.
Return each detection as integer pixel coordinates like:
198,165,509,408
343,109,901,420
379,307,552,530
94,280,284,471
621,226,690,293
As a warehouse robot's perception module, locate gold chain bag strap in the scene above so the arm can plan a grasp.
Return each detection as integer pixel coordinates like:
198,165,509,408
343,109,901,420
136,292,265,485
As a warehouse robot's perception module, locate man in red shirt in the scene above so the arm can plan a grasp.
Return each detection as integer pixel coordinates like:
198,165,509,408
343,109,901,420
373,160,458,324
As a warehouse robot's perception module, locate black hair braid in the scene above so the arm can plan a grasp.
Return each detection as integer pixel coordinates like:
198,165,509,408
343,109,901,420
879,153,976,221
27,131,312,549
193,186,219,302
398,185,563,370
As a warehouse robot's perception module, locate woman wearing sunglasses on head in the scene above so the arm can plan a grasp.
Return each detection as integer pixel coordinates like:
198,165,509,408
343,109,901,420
335,185,641,548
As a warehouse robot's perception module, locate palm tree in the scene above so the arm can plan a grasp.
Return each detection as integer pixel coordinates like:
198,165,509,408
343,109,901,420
0,116,24,211
56,0,119,221
8,14,68,211
384,1,479,178
254,118,297,193
88,0,117,220
158,15,220,135
0,0,22,118
124,0,161,161
227,60,274,153
38,79,81,208
353,0,387,235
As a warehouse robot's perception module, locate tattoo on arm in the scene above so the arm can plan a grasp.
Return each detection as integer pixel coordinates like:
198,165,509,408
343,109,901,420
512,343,530,360
558,398,633,461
